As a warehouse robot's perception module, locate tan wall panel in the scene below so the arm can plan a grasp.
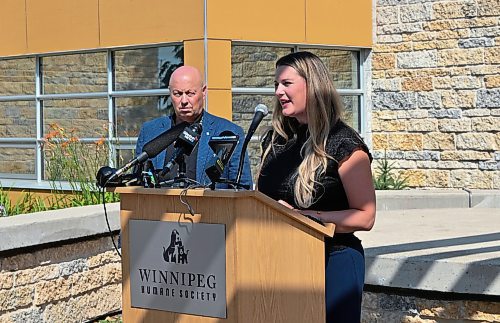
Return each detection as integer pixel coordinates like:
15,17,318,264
184,39,231,89
99,0,205,47
184,40,232,119
306,0,372,47
0,0,27,56
207,40,231,89
207,0,305,43
207,89,232,121
184,40,206,80
26,0,100,53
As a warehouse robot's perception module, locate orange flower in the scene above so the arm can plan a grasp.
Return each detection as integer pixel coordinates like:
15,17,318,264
95,137,106,146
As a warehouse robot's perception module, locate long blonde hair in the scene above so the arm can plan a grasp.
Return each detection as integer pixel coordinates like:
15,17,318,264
261,51,344,208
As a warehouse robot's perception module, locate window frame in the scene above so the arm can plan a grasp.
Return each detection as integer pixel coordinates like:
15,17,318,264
231,42,367,138
0,43,183,187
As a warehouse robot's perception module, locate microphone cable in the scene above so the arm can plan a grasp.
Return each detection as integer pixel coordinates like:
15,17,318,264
100,183,121,258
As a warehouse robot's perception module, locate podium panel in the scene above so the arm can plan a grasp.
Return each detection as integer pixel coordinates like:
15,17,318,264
114,187,334,322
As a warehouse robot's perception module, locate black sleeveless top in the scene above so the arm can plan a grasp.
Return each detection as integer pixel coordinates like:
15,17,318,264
257,120,372,247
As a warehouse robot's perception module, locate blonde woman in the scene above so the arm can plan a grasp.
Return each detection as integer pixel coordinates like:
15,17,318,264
258,51,376,322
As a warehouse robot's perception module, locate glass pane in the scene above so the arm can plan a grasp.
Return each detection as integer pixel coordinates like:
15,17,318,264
232,45,293,88
0,101,36,137
0,146,36,176
114,45,184,91
42,52,107,94
341,95,360,131
302,48,360,89
43,99,108,138
0,57,35,95
232,94,275,135
116,149,135,168
115,96,169,137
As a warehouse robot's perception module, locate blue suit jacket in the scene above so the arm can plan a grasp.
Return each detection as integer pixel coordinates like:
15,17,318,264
135,112,253,188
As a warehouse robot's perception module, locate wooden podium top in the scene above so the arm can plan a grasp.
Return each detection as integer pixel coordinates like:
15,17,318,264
112,187,335,237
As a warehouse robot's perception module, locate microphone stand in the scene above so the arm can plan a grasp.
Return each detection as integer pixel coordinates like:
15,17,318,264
162,155,198,189
208,178,250,191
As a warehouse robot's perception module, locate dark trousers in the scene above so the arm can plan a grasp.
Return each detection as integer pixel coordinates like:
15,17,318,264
325,240,365,323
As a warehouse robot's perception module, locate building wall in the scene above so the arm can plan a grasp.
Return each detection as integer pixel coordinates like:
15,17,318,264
0,236,121,322
372,0,500,189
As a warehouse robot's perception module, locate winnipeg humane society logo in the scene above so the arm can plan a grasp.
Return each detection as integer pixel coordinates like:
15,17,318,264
163,229,189,264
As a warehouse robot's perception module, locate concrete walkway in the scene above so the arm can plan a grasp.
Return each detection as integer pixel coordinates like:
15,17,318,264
357,207,500,296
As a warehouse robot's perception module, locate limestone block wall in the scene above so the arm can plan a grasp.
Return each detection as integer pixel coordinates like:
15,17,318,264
0,236,121,322
0,204,122,322
372,0,500,189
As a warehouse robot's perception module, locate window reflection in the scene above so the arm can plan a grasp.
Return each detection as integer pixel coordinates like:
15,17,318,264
0,101,36,137
0,146,36,176
114,96,168,137
0,57,35,96
114,45,184,91
304,48,360,89
42,53,107,94
232,45,292,88
43,99,108,138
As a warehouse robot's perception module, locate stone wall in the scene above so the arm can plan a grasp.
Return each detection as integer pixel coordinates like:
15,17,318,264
0,236,121,322
372,0,500,189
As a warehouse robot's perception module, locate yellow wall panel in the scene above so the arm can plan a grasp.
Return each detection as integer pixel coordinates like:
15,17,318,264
0,0,27,56
99,0,205,47
184,40,206,80
206,89,232,121
207,0,305,43
26,0,100,53
184,40,232,118
306,0,372,47
206,40,231,89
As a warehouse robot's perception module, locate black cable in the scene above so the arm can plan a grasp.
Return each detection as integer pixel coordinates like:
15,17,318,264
179,183,206,217
101,185,121,258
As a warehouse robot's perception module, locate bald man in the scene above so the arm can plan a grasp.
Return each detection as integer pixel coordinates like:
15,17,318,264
135,65,253,188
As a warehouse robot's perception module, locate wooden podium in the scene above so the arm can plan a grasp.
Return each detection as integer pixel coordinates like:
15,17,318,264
114,187,334,322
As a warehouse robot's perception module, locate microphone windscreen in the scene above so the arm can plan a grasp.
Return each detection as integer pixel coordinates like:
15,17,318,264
96,166,117,188
255,103,269,116
142,121,189,158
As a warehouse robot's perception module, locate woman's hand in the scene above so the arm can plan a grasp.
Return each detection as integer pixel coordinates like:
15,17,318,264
278,200,295,209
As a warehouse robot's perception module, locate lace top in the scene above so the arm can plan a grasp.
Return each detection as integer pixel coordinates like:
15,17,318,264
257,120,372,244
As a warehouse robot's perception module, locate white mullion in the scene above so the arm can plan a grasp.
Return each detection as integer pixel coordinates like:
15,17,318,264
107,50,116,168
35,56,43,182
359,50,366,138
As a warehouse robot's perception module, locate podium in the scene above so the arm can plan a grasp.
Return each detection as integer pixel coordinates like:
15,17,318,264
114,187,335,322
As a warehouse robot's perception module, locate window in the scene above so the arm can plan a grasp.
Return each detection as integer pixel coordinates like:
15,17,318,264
231,44,365,178
0,44,183,183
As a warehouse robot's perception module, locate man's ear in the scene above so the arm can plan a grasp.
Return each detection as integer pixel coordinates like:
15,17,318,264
202,85,207,98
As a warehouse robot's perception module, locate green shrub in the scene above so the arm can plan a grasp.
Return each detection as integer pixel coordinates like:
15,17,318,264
372,151,410,190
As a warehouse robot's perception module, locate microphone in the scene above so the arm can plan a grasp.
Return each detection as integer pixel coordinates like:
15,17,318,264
236,104,269,184
96,166,139,187
97,121,189,186
205,130,239,183
161,123,203,176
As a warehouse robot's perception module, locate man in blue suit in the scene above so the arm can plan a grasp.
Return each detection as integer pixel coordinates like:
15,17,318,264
135,65,253,188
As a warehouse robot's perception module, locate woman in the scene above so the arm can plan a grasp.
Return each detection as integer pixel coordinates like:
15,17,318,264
257,51,376,322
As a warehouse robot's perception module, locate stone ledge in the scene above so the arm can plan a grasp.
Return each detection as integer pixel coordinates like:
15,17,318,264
376,189,500,210
357,207,500,296
0,203,120,252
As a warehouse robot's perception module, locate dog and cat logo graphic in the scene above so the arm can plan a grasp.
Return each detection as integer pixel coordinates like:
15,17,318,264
163,229,189,264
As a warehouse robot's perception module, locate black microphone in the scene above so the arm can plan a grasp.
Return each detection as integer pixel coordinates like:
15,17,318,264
205,130,239,183
236,104,269,184
161,123,203,176
98,121,189,186
96,166,139,188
